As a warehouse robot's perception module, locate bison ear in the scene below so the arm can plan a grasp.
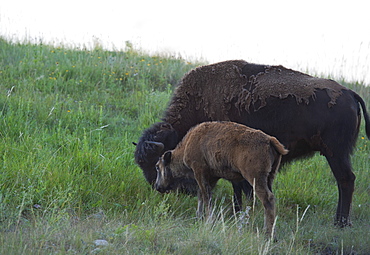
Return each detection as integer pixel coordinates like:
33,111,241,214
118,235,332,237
145,141,165,154
163,151,172,165
160,123,173,130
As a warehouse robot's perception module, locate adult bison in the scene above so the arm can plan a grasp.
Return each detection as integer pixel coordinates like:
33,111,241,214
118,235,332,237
134,60,370,227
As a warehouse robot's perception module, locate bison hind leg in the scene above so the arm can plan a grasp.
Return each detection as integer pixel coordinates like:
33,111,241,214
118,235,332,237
241,167,276,238
254,180,276,238
324,153,355,227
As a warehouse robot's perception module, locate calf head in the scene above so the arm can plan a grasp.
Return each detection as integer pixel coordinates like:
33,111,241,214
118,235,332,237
155,151,173,193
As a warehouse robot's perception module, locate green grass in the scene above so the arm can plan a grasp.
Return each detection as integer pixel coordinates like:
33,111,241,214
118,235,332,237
0,38,369,254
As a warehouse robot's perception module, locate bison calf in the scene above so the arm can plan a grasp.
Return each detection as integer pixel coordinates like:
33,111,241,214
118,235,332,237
155,121,288,236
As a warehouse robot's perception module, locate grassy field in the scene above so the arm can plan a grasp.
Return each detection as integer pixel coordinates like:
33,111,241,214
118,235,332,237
0,38,369,254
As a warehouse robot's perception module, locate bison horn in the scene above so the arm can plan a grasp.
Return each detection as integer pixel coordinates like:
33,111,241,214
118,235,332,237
145,141,165,154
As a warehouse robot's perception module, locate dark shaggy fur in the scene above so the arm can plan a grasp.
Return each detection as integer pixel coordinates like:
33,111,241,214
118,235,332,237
134,60,370,226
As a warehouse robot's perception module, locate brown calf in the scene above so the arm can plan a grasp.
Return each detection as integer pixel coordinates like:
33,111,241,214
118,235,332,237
154,121,288,236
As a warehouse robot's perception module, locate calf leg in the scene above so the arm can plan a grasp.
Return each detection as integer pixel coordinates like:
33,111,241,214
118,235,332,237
196,189,204,219
194,170,213,219
244,169,276,237
255,185,276,237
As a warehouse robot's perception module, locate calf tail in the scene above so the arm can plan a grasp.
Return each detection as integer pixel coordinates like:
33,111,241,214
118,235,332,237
269,137,287,178
270,137,289,156
354,92,370,139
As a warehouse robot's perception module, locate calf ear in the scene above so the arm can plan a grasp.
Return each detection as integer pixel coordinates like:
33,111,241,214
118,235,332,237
163,151,172,164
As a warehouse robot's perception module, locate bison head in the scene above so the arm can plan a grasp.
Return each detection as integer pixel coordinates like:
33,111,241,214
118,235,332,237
134,122,178,185
134,122,198,195
155,151,174,193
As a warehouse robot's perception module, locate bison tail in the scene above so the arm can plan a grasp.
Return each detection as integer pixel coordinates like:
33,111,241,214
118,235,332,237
354,92,370,139
270,137,289,156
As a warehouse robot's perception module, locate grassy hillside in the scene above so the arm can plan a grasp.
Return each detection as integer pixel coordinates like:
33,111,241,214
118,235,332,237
0,38,369,254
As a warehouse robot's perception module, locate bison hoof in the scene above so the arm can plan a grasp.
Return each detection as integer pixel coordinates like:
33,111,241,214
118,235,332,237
334,216,352,228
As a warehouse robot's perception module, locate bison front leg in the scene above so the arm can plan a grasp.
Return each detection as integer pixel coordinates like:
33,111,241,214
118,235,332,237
196,185,212,219
231,180,253,213
196,189,204,219
194,170,213,219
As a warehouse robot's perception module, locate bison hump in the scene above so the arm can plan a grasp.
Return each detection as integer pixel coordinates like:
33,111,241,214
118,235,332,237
168,60,249,121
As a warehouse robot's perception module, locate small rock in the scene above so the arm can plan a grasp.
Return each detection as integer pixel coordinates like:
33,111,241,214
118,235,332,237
93,239,109,246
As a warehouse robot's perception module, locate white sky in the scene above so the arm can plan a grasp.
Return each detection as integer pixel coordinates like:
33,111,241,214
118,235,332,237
1,0,369,85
